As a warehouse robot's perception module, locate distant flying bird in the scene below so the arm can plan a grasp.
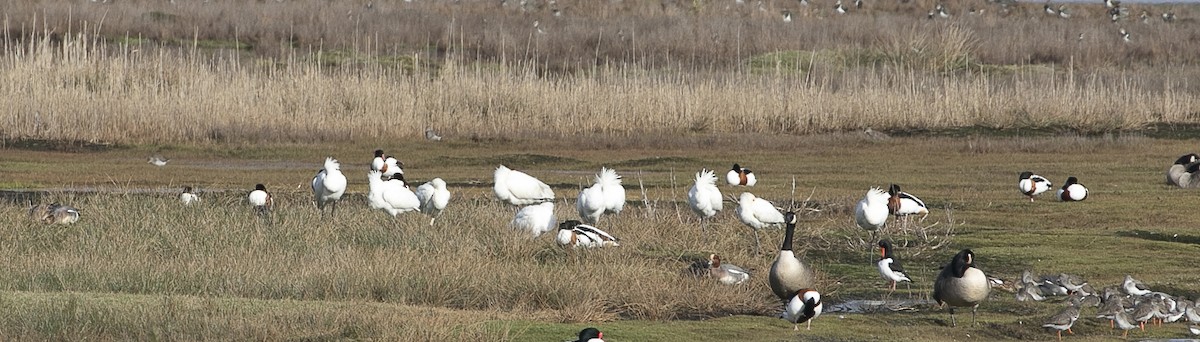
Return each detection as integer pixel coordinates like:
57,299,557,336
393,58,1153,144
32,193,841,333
415,178,451,225
311,157,348,217
1018,171,1052,202
180,186,200,205
576,167,625,224
725,164,757,186
494,165,555,206
424,128,443,141
1057,176,1088,201
148,155,169,166
687,169,723,228
511,202,557,237
366,171,421,217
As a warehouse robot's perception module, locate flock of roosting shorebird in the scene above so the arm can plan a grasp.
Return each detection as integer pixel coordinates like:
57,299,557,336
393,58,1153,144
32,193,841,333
22,150,1200,341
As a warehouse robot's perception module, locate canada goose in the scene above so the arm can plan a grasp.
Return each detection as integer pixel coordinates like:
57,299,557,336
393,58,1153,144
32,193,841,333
785,289,823,330
1018,172,1052,202
1056,177,1088,201
887,184,928,221
708,254,750,285
511,202,557,237
180,186,200,205
148,155,169,166
415,178,451,225
1122,275,1151,296
555,220,619,248
855,187,889,233
769,212,815,302
687,169,723,229
366,171,421,217
1181,162,1200,188
877,240,911,291
424,128,442,141
311,157,348,217
1166,153,1198,186
1042,300,1081,341
248,184,272,217
933,249,990,327
45,203,81,224
574,327,604,342
576,167,625,224
726,164,757,186
493,165,554,206
736,192,786,254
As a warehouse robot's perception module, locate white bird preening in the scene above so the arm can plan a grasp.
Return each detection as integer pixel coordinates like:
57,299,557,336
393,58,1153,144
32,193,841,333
366,171,421,218
180,186,200,205
311,157,348,217
148,155,169,167
736,192,786,254
785,289,823,331
576,167,625,224
855,187,890,238
511,202,557,237
556,220,620,248
248,183,272,221
687,169,723,231
726,164,757,186
494,165,555,206
415,178,451,225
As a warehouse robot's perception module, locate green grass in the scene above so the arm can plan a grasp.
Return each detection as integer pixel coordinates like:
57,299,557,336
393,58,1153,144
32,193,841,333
1,135,1199,340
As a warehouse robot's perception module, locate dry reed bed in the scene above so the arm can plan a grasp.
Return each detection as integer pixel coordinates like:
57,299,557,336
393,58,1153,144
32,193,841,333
1,30,1196,145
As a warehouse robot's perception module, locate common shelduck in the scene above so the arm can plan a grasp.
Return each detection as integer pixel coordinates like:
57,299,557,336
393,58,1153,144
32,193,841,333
1056,177,1087,201
573,327,604,342
933,249,990,327
1042,301,1081,341
854,187,889,233
366,171,421,217
370,149,403,179
180,186,200,205
687,169,723,225
415,178,451,225
877,240,911,291
248,184,272,217
887,184,928,219
42,203,81,224
1018,171,1052,202
726,164,757,186
493,165,554,206
708,254,750,285
555,220,619,248
1167,154,1198,186
511,202,557,237
736,192,785,254
576,167,625,224
147,155,169,167
785,289,823,330
311,157,348,216
769,212,815,302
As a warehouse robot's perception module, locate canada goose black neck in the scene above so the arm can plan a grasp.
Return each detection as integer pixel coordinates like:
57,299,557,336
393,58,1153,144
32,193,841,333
781,212,797,251
950,249,974,278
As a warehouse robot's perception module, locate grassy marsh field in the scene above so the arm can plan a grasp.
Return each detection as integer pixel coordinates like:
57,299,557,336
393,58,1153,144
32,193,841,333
2,0,1200,340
